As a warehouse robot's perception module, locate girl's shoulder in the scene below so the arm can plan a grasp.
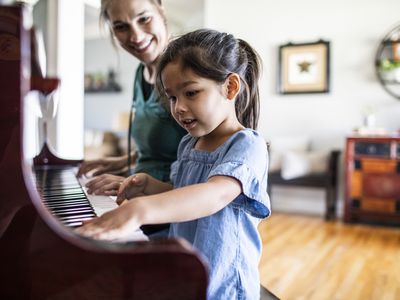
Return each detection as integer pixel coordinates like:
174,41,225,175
224,129,267,153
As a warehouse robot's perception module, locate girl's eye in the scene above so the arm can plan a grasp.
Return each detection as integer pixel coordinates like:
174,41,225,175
185,90,199,97
168,95,177,102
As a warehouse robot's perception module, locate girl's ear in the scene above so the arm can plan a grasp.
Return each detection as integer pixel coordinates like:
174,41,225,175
225,73,241,100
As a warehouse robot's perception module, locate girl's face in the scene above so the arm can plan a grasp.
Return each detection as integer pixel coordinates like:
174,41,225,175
161,61,233,139
107,0,167,66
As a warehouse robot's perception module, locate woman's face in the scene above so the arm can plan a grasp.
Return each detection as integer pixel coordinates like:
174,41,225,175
107,0,167,66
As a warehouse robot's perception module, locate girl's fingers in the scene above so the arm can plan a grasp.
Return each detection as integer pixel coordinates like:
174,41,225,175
118,176,133,194
86,175,124,195
118,175,142,196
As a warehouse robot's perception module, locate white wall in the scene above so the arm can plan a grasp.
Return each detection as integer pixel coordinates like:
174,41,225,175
205,0,400,216
84,37,138,131
205,0,400,149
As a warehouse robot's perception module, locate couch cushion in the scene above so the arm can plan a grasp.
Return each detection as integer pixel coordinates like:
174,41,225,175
280,150,329,180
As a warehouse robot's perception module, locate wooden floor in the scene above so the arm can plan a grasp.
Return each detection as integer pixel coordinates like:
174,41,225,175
258,213,400,300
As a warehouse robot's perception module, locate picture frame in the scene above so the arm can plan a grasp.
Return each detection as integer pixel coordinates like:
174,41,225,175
278,40,330,94
393,42,400,61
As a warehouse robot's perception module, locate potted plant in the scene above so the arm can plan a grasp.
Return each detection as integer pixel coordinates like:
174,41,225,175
379,58,400,82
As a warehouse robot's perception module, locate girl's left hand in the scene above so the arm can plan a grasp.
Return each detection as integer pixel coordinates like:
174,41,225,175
85,174,125,196
116,173,148,204
75,203,140,241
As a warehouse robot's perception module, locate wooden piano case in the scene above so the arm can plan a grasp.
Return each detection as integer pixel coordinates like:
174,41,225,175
0,5,207,299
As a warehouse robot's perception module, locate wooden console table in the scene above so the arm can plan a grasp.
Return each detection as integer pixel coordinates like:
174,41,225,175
344,135,400,225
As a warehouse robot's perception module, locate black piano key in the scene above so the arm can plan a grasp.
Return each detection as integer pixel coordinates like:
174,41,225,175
41,188,83,195
38,184,82,192
45,202,91,209
42,193,86,200
34,166,98,226
43,195,87,202
53,209,95,217
49,205,93,213
59,213,96,221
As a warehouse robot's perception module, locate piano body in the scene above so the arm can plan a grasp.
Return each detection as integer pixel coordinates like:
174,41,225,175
0,4,207,300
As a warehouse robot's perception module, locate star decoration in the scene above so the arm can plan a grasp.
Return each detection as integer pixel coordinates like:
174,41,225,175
298,61,313,73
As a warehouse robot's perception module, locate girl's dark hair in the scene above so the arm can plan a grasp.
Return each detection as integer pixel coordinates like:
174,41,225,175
156,29,261,129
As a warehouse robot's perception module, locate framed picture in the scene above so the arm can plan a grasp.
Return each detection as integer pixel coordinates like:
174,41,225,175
278,40,330,94
393,42,400,61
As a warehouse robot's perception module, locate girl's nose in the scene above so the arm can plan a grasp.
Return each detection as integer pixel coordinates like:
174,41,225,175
174,99,187,115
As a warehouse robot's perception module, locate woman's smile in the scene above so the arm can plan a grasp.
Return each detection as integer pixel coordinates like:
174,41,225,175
129,37,154,54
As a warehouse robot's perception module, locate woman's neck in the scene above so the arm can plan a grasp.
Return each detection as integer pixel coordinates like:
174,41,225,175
143,63,157,84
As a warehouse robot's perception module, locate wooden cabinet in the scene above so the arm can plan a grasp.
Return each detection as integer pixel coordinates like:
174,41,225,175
344,136,400,225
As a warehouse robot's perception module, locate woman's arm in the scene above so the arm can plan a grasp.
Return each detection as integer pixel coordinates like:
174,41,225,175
76,176,241,240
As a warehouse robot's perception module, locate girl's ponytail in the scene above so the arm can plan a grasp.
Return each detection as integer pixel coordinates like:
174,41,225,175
236,39,261,130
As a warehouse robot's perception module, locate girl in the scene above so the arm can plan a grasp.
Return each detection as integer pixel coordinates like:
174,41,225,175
77,29,270,299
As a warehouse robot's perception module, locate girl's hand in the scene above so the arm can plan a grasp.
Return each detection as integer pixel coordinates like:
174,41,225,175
85,174,125,196
77,156,127,177
75,203,140,241
116,173,148,205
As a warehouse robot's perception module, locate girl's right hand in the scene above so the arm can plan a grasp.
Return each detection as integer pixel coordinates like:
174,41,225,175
116,173,148,205
77,156,127,177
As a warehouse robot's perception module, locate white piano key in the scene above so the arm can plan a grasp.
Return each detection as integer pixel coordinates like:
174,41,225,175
78,176,119,217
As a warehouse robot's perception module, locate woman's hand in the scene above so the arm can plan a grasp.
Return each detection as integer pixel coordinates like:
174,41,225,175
116,173,148,205
85,174,125,196
75,202,141,241
77,156,127,177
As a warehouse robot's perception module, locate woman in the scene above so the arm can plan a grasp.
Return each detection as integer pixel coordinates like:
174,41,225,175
79,0,185,196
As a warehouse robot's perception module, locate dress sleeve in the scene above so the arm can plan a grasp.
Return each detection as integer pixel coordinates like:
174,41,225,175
208,131,270,218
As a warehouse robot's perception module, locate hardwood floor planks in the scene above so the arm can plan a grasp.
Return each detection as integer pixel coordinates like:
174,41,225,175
258,213,400,300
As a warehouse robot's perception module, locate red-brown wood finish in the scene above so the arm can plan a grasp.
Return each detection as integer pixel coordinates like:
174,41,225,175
344,136,400,225
0,5,208,299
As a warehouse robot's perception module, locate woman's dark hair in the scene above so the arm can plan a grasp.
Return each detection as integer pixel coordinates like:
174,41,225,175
156,29,261,129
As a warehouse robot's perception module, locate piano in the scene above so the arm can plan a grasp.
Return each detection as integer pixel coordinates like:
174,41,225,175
0,4,207,299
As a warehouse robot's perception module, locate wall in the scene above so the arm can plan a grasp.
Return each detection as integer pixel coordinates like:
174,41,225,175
84,37,138,131
205,0,400,216
205,0,400,148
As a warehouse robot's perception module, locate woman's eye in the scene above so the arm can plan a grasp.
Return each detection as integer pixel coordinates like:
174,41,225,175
138,16,151,25
113,24,128,32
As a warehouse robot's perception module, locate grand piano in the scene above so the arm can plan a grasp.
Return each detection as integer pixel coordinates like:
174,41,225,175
0,4,207,299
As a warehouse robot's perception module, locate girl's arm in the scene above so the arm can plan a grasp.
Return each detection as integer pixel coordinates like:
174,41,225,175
134,176,241,224
76,176,241,240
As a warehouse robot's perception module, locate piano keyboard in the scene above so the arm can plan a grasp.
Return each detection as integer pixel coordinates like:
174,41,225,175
34,166,118,227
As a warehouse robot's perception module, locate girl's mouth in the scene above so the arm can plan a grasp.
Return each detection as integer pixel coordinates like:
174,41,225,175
181,119,197,130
